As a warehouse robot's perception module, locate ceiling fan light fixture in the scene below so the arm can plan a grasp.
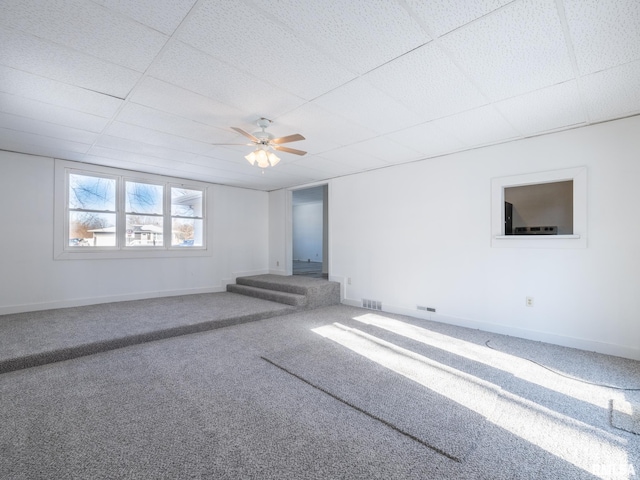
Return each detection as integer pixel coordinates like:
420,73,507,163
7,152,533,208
244,151,257,165
267,151,280,167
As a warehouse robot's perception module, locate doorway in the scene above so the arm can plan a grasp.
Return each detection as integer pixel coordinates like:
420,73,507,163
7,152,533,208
292,185,328,278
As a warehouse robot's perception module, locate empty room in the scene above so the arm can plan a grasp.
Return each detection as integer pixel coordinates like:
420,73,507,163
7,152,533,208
1,1,639,479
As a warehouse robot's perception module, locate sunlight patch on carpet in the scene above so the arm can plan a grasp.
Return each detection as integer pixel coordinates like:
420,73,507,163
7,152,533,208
611,399,640,435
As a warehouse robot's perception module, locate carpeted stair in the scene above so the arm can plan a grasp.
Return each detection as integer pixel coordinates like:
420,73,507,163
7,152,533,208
226,274,341,310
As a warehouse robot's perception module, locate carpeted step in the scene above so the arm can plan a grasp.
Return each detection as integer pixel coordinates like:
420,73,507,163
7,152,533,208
233,275,340,309
226,284,308,307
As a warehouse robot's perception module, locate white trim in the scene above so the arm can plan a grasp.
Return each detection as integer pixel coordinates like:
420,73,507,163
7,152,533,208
0,285,226,316
54,159,211,260
491,166,587,248
341,298,640,361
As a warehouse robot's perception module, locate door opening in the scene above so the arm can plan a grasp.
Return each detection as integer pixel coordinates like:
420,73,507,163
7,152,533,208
292,185,328,278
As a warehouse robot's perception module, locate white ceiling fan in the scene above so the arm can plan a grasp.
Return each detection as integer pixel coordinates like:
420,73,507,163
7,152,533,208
216,118,306,168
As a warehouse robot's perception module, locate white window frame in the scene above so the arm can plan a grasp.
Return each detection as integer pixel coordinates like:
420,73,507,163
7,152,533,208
491,166,587,248
54,159,210,260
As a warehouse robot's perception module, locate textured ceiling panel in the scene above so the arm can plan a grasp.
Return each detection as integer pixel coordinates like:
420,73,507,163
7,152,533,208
178,0,355,100
0,27,140,99
386,120,464,158
0,93,109,133
250,0,430,75
313,78,423,134
0,0,168,72
564,0,640,75
94,0,198,35
348,136,423,165
149,41,304,117
0,66,123,118
0,128,92,154
0,112,100,145
404,0,512,37
318,145,389,170
275,103,376,154
130,77,245,128
116,103,229,144
495,81,586,136
434,105,520,147
93,135,200,163
0,0,638,191
104,122,215,156
581,60,640,122
365,42,487,122
441,0,574,101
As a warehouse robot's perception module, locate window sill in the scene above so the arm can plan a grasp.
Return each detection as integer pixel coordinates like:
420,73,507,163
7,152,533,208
55,247,210,261
494,234,580,240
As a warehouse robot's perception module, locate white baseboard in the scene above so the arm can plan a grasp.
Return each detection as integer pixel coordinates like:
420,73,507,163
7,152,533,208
341,298,640,361
0,286,225,316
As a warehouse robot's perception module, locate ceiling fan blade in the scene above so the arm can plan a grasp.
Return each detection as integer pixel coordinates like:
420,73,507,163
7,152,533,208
271,133,305,144
231,127,259,143
273,145,307,156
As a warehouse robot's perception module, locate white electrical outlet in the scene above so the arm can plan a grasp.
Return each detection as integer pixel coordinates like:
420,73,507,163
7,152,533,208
526,296,534,307
347,277,351,285
276,261,279,267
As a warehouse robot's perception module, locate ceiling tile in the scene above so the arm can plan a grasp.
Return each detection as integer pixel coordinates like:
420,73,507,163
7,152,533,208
349,136,423,165
93,0,197,35
130,77,245,127
289,155,360,177
365,42,487,122
178,0,356,100
440,0,574,101
115,103,233,144
0,65,122,118
319,145,389,171
0,137,88,161
0,0,168,72
0,112,100,145
313,78,423,134
0,26,140,98
434,105,520,148
149,41,304,117
404,0,512,37
564,0,640,75
93,135,199,163
275,103,377,154
0,93,110,133
386,120,466,158
495,81,586,136
0,127,92,154
104,122,215,156
581,60,640,122
250,0,430,75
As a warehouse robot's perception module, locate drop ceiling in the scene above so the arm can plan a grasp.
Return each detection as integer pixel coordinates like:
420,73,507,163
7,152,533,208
1,0,639,191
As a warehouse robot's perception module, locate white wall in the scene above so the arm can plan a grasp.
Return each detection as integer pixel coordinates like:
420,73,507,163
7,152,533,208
292,202,323,262
0,152,269,314
271,116,640,360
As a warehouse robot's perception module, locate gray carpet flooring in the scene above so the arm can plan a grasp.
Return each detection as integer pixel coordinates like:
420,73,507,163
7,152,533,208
0,292,294,374
1,301,639,479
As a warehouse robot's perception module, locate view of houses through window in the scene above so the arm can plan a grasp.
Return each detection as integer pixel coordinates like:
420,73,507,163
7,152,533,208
68,172,204,249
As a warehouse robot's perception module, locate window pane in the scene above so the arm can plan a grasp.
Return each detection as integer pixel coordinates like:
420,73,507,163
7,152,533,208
126,181,163,215
69,174,115,211
172,218,203,246
126,215,163,246
171,188,203,217
69,212,116,246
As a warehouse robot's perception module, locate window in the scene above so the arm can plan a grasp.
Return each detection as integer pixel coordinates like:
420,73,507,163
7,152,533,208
491,167,587,248
55,160,207,259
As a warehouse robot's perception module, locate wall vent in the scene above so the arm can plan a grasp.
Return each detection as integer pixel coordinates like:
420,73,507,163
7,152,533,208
417,305,436,313
362,299,382,311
